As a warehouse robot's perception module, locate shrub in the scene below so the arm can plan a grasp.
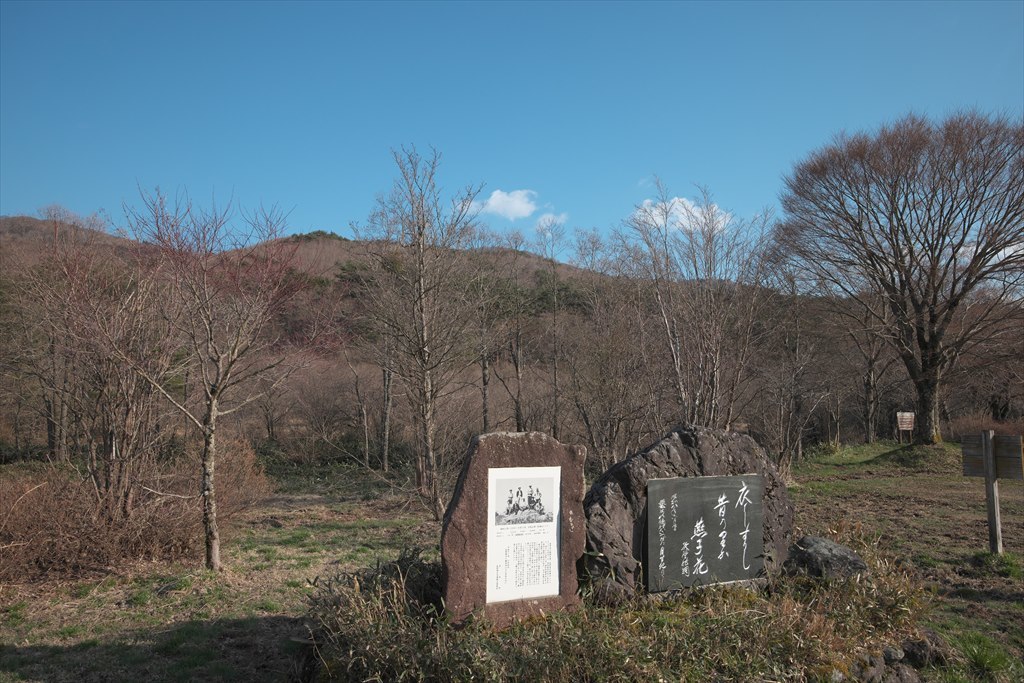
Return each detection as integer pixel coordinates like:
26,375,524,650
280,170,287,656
946,412,1024,441
0,436,271,582
305,529,926,681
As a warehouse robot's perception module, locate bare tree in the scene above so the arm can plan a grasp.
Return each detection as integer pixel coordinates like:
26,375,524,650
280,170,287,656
824,294,902,443
9,209,176,524
119,190,303,570
777,112,1024,443
752,272,830,478
534,218,566,439
356,147,482,519
620,183,773,429
491,230,535,432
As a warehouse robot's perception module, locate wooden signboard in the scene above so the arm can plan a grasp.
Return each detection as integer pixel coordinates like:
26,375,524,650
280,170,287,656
896,412,915,431
645,475,764,591
896,411,915,443
961,432,1023,555
961,435,1024,480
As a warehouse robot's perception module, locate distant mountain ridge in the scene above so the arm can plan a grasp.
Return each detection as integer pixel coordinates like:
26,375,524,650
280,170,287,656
1,214,580,283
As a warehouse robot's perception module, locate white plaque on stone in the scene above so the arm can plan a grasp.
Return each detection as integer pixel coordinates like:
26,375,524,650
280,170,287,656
486,466,561,603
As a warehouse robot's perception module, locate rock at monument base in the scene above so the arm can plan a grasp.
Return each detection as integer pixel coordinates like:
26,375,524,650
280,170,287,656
784,536,869,580
901,629,952,669
441,432,586,627
881,663,921,683
581,425,793,599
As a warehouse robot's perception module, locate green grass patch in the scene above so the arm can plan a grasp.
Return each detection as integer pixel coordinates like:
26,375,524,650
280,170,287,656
70,582,94,599
252,598,282,613
126,588,154,607
56,624,87,639
955,633,1024,682
276,529,315,546
970,552,1023,580
3,601,28,627
256,546,280,562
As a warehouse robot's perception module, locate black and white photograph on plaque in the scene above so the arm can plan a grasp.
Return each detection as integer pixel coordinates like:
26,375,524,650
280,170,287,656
486,466,561,603
494,476,555,525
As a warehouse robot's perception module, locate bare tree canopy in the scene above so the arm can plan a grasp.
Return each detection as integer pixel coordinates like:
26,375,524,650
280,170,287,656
619,182,773,430
355,147,484,519
776,112,1024,443
119,189,305,570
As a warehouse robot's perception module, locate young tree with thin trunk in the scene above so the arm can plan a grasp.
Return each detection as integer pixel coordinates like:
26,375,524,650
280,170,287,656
119,190,303,571
492,230,534,433
777,112,1024,443
356,147,482,520
534,218,566,439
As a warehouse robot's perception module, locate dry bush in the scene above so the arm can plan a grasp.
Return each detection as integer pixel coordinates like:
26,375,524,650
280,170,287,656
208,436,275,519
0,438,271,582
307,527,926,682
946,412,1024,441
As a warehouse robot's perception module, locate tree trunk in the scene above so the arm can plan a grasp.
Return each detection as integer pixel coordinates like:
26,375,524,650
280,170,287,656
361,403,370,469
481,353,490,433
863,365,877,444
421,384,443,521
551,309,560,440
914,377,942,444
202,403,222,572
381,364,392,472
511,333,525,432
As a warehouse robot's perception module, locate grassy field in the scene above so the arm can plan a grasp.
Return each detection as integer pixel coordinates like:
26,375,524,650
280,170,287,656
790,441,1024,679
1,440,1022,681
0,463,442,683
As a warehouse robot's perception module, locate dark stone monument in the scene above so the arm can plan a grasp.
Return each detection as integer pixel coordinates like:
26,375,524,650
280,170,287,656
581,425,793,600
646,475,765,590
441,432,586,627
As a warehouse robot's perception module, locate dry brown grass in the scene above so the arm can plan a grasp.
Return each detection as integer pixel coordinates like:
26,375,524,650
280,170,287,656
946,413,1024,440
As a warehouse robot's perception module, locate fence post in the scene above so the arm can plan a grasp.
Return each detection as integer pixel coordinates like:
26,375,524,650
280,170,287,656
981,430,1003,555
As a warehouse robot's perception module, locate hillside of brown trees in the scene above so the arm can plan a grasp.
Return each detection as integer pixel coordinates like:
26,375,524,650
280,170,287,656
1,117,1022,565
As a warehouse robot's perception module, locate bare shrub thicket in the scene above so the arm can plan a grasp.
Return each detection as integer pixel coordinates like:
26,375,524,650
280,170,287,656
0,437,270,582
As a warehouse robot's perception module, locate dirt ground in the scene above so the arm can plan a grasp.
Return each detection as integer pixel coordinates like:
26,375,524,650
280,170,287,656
790,442,1024,664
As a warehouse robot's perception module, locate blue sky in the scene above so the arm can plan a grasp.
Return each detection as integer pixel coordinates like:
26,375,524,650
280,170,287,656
2,1,1022,243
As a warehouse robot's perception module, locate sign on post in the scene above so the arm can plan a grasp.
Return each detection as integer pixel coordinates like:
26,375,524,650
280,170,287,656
961,434,1024,479
961,432,1023,555
645,475,764,591
896,411,915,443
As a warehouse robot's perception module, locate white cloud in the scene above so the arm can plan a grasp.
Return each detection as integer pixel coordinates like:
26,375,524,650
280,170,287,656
536,211,568,229
476,189,538,221
634,196,731,232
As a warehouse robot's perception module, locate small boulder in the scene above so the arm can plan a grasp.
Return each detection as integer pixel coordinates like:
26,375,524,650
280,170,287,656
784,536,868,580
881,664,920,683
901,629,952,668
851,653,886,683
